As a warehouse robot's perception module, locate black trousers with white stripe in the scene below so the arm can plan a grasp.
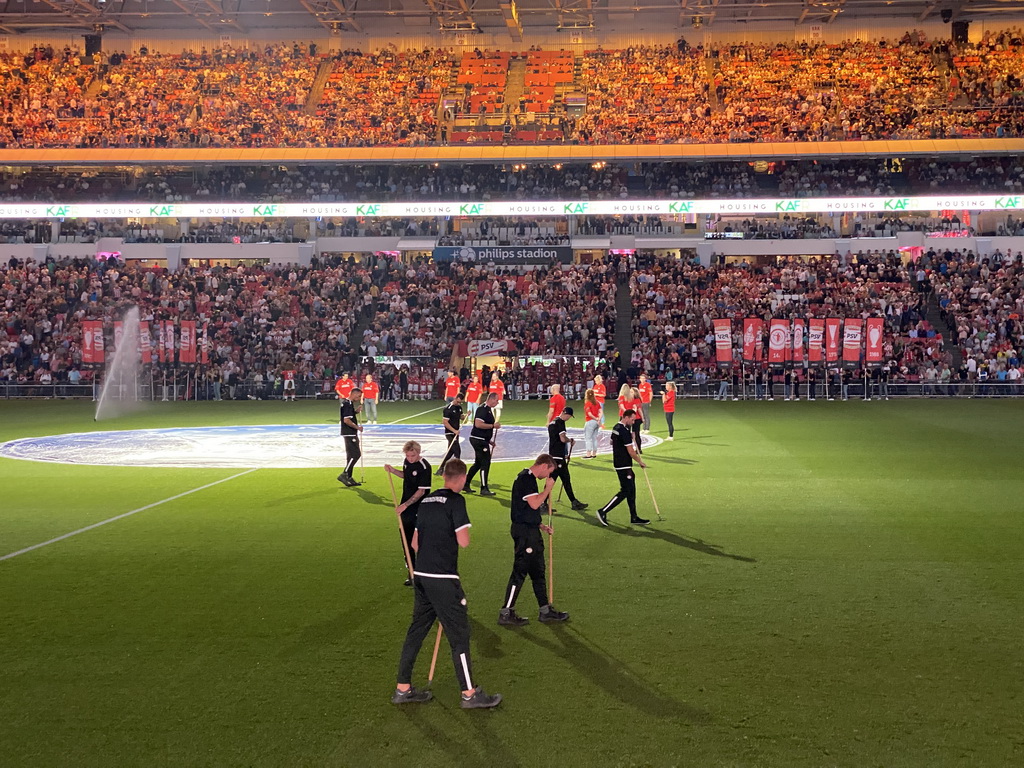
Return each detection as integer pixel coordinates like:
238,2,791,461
502,524,547,611
599,468,638,519
397,576,474,691
465,438,492,489
342,434,360,476
441,430,461,468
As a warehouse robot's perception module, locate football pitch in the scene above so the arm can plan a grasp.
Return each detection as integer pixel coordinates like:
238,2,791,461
1,398,1022,767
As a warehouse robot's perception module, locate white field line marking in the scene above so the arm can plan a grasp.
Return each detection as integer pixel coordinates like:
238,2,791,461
386,404,444,425
0,468,258,563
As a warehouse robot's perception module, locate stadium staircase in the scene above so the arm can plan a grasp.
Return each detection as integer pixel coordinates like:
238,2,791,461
924,291,963,369
304,58,335,115
614,275,634,363
504,58,527,115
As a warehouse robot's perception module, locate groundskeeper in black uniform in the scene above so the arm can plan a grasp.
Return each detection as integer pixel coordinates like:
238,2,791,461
464,392,499,496
547,406,587,512
596,409,650,527
437,393,465,476
337,387,363,487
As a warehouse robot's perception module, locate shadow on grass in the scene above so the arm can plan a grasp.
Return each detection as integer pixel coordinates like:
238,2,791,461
560,507,756,563
642,455,699,466
519,625,711,724
470,616,506,660
400,707,524,768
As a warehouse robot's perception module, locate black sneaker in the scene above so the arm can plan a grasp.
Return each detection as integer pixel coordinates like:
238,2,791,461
479,488,497,497
337,474,354,486
349,478,362,487
461,688,502,709
596,508,609,527
463,486,476,494
404,578,413,587
498,608,529,627
571,500,588,511
391,686,433,705
434,468,444,476
630,516,651,526
539,606,569,623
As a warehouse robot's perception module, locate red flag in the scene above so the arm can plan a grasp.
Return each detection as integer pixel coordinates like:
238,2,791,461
200,323,209,364
768,319,789,366
843,318,864,367
82,320,104,364
792,319,805,366
164,321,176,363
825,318,842,363
742,318,762,363
113,321,124,354
157,322,166,363
713,319,732,368
865,317,885,366
180,321,197,364
140,323,152,365
808,318,824,364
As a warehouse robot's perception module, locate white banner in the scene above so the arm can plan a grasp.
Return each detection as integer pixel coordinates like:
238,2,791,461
0,195,1017,220
468,339,511,357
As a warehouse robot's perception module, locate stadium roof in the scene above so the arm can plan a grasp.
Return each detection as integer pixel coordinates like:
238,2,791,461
2,0,1024,37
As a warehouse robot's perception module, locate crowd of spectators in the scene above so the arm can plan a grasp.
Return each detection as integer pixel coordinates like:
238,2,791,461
8,35,1024,149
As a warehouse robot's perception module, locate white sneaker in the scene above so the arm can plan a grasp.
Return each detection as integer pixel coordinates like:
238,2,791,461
667,436,674,441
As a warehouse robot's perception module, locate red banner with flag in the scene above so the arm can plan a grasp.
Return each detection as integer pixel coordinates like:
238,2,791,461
825,318,842,363
713,319,732,368
82,320,104,364
200,323,209,364
768,319,789,366
865,317,885,366
113,321,124,355
843,318,864,367
180,320,197,364
792,319,805,366
139,323,152,364
164,321,176,364
808,318,824,364
156,322,166,363
742,318,762,363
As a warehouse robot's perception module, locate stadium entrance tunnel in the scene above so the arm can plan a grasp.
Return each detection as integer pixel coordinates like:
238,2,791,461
0,424,662,469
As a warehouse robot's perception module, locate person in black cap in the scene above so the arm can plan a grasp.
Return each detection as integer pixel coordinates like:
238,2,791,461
497,453,570,627
547,406,587,511
436,391,465,477
596,409,650,527
464,391,499,496
384,440,432,586
337,387,363,487
392,458,502,709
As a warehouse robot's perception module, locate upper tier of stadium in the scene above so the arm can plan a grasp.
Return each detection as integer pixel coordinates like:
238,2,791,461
4,30,1024,159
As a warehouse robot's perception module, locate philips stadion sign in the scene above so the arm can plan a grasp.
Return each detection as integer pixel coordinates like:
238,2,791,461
0,196,1011,220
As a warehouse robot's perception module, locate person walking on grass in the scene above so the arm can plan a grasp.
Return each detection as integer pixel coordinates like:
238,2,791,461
582,388,601,458
337,387,363,487
464,392,499,496
596,409,650,527
393,459,502,709
663,380,677,441
384,441,432,586
498,454,570,627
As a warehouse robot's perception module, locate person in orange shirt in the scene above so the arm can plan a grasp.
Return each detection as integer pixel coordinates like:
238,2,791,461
582,388,601,458
546,383,565,425
489,370,506,422
363,373,380,424
335,372,354,400
618,384,643,453
662,380,676,441
444,369,462,403
637,373,653,433
466,374,483,423
592,374,607,428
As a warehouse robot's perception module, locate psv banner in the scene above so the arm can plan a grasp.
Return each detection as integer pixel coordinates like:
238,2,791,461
82,320,104,364
808,318,825,364
200,323,209,364
180,321,197,364
139,323,153,364
113,321,124,354
713,319,732,368
742,318,762,363
825,318,842,362
843,318,864,368
164,321,176,364
792,319,805,366
768,319,789,367
865,317,885,366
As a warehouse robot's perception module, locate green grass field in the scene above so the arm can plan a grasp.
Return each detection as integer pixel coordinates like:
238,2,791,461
1,398,1023,767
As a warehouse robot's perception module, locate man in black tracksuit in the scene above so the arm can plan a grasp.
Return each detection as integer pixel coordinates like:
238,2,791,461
393,459,501,709
436,392,465,477
464,392,499,496
596,409,650,527
497,454,570,627
384,440,432,586
337,387,363,487
547,406,587,512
